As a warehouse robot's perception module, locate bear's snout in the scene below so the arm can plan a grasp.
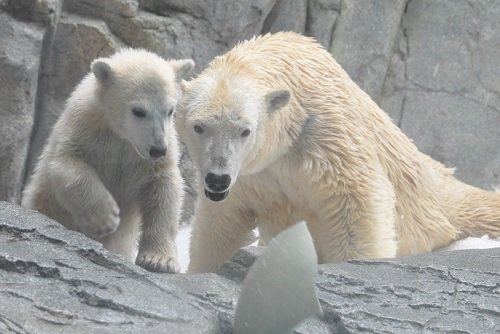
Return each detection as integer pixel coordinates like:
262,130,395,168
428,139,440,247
149,145,167,159
205,173,231,192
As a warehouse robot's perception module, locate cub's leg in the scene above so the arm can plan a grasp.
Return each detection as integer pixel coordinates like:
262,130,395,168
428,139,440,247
136,170,183,273
100,206,141,261
49,157,120,238
188,199,257,273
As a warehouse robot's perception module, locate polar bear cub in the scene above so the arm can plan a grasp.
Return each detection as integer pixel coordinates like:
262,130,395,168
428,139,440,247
23,49,194,273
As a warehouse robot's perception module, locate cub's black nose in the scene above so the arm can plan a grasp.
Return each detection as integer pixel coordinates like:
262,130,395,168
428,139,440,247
205,173,231,192
149,145,166,159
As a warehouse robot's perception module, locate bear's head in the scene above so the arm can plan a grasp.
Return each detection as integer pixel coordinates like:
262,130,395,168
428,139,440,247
90,49,194,160
177,72,290,202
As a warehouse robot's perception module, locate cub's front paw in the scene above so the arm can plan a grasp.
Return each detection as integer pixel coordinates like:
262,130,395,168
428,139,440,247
136,252,180,273
75,196,120,238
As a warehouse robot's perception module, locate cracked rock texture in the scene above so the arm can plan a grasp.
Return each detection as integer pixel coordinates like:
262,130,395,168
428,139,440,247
0,201,230,333
2,0,500,221
1,201,499,334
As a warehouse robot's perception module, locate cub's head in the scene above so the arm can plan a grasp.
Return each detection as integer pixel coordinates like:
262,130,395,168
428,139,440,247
177,73,290,202
90,49,194,160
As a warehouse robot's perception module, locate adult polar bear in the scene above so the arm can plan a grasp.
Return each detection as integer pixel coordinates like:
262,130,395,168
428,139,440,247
23,49,194,273
177,32,500,273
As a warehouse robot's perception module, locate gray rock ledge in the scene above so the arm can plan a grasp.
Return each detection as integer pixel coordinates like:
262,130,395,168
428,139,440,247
1,201,499,333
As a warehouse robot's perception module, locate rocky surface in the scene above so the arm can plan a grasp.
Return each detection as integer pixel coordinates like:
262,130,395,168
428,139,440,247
2,0,500,222
315,253,500,333
0,12,45,204
379,0,500,188
330,0,406,101
1,201,499,334
0,201,228,333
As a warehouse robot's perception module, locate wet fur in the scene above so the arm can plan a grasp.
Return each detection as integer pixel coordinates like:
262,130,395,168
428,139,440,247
178,32,500,273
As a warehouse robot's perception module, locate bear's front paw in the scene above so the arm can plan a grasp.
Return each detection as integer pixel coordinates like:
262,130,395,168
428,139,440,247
75,196,120,238
136,252,180,273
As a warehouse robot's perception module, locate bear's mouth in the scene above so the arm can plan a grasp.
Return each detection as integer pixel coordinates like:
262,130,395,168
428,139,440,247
204,189,229,202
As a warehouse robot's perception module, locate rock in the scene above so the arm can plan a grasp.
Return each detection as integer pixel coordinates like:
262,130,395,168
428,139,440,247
0,0,61,25
218,246,263,283
380,0,500,188
1,201,499,333
0,13,45,203
64,0,139,18
305,0,341,49
315,251,500,333
222,245,500,334
399,90,500,188
65,0,276,72
0,201,224,333
262,0,307,34
166,273,240,334
330,0,406,101
139,0,276,53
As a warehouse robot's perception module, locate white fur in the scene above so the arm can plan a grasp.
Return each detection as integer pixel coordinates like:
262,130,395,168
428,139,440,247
178,33,500,273
23,49,194,273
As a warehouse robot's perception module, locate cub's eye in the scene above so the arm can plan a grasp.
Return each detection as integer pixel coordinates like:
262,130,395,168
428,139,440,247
168,107,175,117
193,125,204,134
241,129,251,137
132,107,147,118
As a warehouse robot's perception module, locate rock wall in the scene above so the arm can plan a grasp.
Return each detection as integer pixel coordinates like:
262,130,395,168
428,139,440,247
1,201,499,333
1,0,500,221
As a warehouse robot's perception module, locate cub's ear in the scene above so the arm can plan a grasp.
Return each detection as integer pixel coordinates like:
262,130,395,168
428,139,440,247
91,58,112,82
265,89,291,113
173,59,195,82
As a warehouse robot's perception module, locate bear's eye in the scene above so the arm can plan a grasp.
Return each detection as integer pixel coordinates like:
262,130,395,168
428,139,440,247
193,125,204,134
168,108,175,117
241,129,251,137
132,107,147,118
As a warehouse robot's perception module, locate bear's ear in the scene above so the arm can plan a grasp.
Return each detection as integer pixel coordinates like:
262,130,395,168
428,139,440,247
265,89,291,113
173,59,195,82
180,79,190,93
91,58,113,83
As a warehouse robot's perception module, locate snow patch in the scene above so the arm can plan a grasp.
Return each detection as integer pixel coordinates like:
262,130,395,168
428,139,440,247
438,235,500,252
176,224,192,273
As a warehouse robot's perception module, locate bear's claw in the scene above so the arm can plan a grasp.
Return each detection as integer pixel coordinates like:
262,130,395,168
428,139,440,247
136,252,180,273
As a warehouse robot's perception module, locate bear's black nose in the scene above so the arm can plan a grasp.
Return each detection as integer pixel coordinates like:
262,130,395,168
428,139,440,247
149,145,166,159
205,173,231,192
